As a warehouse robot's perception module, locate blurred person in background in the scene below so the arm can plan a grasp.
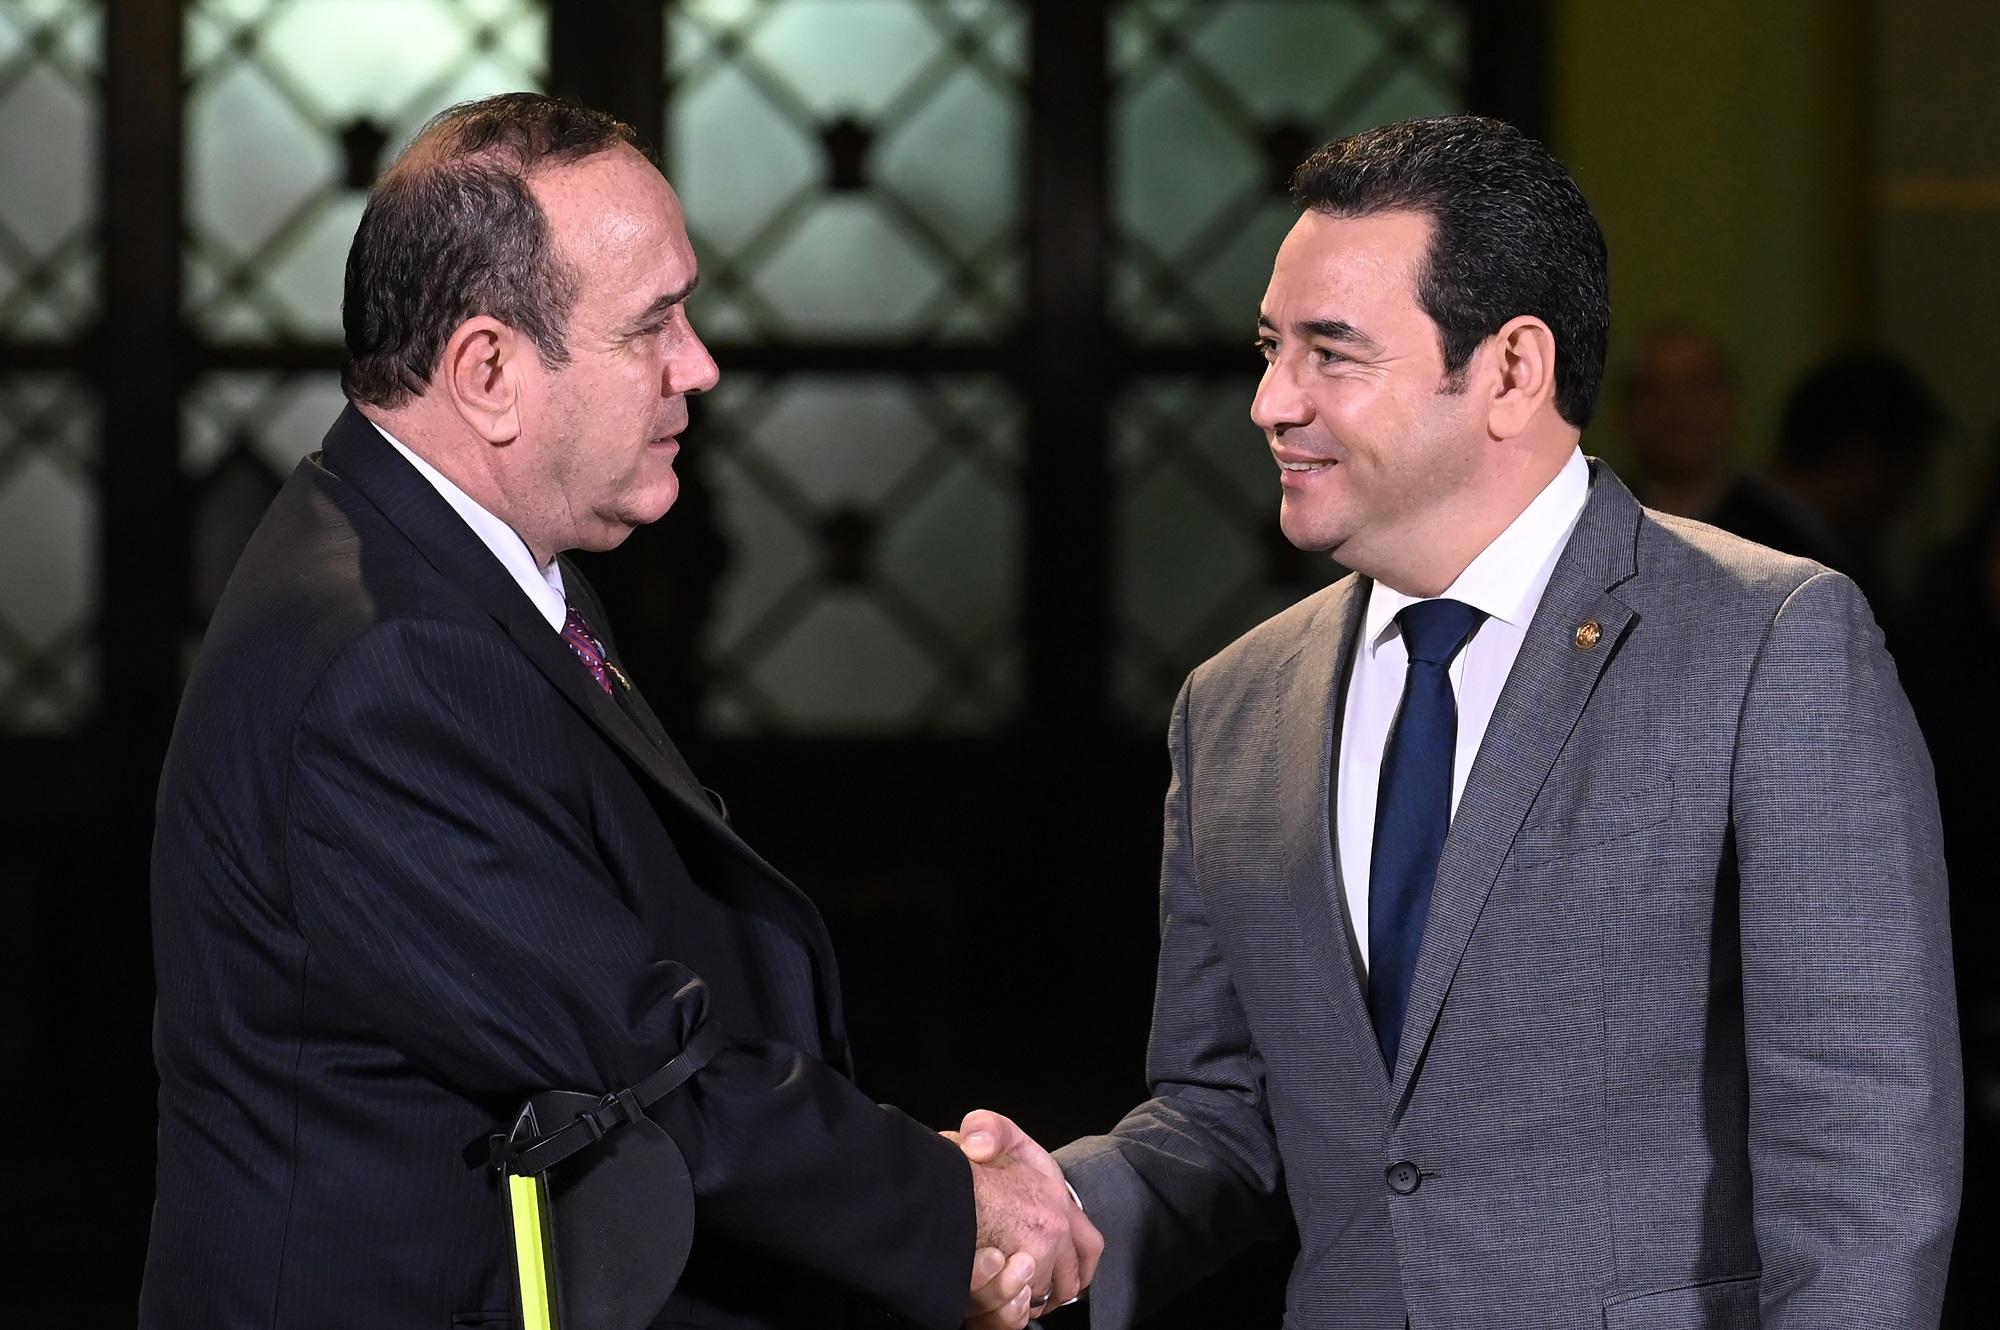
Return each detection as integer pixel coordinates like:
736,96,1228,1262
1707,350,1948,619
1902,427,2000,1326
1619,322,1742,521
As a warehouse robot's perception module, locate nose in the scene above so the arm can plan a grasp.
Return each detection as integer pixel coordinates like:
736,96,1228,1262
668,317,720,397
1250,357,1312,435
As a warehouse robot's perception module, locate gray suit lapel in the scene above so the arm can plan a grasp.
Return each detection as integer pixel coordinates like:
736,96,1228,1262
1273,575,1388,1090
1391,462,1644,1101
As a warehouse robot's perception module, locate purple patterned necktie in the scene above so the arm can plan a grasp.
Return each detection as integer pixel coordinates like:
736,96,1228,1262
561,607,616,696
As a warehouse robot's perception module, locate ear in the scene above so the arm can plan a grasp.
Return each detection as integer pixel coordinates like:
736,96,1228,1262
441,316,525,445
1485,315,1559,440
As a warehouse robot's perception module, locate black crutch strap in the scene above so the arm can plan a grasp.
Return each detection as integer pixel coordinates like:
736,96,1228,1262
491,1021,726,1177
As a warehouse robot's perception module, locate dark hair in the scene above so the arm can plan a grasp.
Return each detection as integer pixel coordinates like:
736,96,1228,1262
1776,351,1948,469
342,92,644,408
1289,115,1610,429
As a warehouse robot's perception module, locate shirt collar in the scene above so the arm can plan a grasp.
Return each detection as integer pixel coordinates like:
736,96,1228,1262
370,422,570,632
1363,447,1591,652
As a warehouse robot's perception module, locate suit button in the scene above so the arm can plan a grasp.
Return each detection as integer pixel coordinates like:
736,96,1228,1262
1385,1161,1421,1195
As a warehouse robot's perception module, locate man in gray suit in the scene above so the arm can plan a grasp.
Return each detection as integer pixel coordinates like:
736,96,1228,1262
963,116,1960,1328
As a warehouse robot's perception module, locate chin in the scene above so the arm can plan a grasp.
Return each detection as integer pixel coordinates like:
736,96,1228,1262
1277,501,1343,554
624,479,680,528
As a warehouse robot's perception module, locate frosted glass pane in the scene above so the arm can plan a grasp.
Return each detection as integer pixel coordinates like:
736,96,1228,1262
184,0,547,339
182,372,349,478
182,373,346,617
1112,0,1466,340
0,435,93,648
669,0,1024,341
0,374,97,732
745,594,946,731
1179,4,1382,121
878,450,1015,649
1116,66,1262,257
743,1,946,118
0,1,100,339
1112,377,1341,724
749,199,945,336
697,372,1020,733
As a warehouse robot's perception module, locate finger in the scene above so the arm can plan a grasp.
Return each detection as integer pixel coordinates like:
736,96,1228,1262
945,1126,1001,1166
971,1275,1035,1330
1070,1204,1105,1292
1045,1228,1083,1308
964,1109,1069,1186
969,1245,1005,1293
1005,1280,1034,1329
997,1250,1034,1301
967,1248,1034,1316
958,1131,1001,1164
959,1108,1018,1160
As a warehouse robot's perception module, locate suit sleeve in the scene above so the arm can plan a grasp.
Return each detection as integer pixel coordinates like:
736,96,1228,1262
1055,676,1289,1328
285,616,972,1329
1731,570,1961,1326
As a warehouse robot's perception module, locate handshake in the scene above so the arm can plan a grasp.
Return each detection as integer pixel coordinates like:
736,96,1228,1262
949,1110,1103,1328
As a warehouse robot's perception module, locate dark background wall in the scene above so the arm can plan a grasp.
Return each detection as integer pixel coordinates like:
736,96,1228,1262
0,1,1990,1322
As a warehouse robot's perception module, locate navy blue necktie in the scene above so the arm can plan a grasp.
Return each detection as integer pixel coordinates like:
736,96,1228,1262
1367,597,1486,1069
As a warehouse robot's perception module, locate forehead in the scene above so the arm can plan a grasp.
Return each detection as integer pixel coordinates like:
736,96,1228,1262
1266,208,1432,315
530,146,694,295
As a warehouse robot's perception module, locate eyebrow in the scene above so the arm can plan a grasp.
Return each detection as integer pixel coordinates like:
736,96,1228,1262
626,273,700,331
1257,313,1382,354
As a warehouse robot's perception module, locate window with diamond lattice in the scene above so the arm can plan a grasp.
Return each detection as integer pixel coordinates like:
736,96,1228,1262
666,0,1028,734
698,373,1021,733
1113,0,1466,343
180,372,351,623
0,0,99,340
0,377,97,732
0,2,100,734
667,0,1026,342
0,0,1482,741
184,0,547,342
1111,0,1468,725
174,0,549,684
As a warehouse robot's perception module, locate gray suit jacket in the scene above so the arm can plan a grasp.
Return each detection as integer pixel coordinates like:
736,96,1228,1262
1057,463,1960,1329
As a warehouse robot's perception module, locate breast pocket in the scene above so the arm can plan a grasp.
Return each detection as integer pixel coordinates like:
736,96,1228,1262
1508,772,1676,870
1602,1270,1760,1328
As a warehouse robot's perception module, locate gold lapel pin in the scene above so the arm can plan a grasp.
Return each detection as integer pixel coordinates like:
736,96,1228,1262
1573,620,1602,650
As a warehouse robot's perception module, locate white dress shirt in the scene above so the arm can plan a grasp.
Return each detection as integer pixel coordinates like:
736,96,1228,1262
1336,448,1590,971
372,423,570,632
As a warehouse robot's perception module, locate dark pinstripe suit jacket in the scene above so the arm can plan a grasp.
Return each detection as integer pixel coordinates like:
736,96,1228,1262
1057,463,1961,1329
141,406,972,1329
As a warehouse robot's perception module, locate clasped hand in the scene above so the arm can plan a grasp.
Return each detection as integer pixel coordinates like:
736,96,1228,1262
950,1109,1102,1328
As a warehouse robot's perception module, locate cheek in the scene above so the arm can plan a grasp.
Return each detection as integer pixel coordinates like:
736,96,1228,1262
600,360,662,431
1317,378,1400,453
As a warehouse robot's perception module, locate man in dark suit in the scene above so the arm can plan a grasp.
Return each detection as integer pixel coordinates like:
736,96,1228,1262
966,116,1960,1328
141,93,1092,1329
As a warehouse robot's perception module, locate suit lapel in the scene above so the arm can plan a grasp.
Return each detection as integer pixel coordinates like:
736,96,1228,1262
317,409,844,1031
557,555,856,1073
319,410,722,825
1390,462,1643,1101
1274,575,1389,1092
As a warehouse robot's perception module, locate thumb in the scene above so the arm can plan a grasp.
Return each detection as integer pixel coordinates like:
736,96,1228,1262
958,1108,1017,1161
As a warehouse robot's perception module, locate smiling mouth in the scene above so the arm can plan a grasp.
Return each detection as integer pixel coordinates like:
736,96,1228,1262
1279,459,1335,472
